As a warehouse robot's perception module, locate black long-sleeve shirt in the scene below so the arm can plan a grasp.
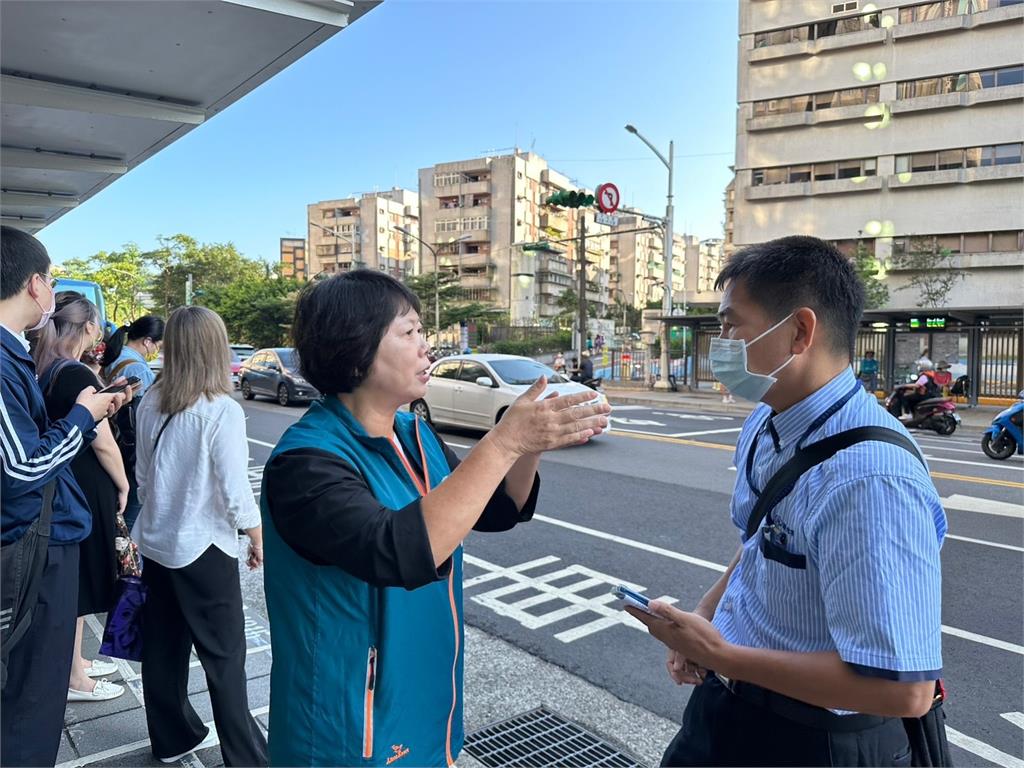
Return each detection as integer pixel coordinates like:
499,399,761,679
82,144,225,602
264,433,539,590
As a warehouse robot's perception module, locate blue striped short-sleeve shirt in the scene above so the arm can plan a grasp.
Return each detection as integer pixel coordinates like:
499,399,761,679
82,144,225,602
713,367,946,681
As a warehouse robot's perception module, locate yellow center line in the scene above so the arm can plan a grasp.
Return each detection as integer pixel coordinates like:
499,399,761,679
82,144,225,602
612,430,1024,488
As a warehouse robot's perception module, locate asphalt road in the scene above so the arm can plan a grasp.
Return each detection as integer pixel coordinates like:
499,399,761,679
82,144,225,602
237,393,1024,767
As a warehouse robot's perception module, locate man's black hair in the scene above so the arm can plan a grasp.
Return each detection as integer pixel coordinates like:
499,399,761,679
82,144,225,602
715,235,865,360
1,226,51,301
292,270,422,395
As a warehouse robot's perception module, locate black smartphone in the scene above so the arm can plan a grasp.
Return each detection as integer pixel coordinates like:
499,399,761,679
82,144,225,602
97,376,141,395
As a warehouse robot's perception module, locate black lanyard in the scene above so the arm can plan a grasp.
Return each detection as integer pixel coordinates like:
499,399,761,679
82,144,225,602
744,382,863,496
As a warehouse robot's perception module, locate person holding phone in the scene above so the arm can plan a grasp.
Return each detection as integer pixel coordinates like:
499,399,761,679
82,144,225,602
1,227,128,765
30,291,133,703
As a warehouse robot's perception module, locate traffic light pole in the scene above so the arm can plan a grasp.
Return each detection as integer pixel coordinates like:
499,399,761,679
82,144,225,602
577,210,587,361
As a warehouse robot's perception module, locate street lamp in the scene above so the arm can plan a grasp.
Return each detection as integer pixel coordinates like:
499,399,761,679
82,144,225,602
394,225,444,345
626,123,676,390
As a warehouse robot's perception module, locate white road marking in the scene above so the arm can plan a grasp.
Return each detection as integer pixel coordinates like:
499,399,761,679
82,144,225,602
464,554,677,643
945,534,1024,553
445,441,472,449
609,417,666,427
946,726,1024,768
669,427,743,438
1001,711,1024,730
942,495,1024,519
941,625,1024,656
246,437,276,448
652,412,736,422
605,405,653,411
926,454,1024,471
533,515,727,573
533,515,1024,655
917,442,1024,462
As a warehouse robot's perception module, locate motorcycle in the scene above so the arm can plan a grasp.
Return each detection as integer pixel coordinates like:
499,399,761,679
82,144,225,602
981,391,1024,460
570,372,603,391
884,390,960,435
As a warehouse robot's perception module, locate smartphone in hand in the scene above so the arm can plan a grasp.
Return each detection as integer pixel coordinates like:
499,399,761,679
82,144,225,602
97,376,141,395
612,584,655,615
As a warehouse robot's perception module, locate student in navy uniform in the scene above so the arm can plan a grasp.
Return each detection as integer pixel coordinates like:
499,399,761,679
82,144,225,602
0,226,127,766
629,236,945,767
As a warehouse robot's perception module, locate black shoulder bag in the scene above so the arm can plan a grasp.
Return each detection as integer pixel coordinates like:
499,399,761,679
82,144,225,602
745,426,952,768
1,480,57,691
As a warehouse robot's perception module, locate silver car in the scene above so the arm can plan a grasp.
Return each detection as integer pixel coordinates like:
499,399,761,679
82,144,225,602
410,354,609,435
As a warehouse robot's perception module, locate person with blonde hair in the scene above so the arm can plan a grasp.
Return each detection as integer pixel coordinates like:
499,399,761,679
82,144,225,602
133,305,267,766
30,291,131,704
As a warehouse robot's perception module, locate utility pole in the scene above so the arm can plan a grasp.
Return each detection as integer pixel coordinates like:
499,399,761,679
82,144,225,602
577,210,587,359
185,273,193,306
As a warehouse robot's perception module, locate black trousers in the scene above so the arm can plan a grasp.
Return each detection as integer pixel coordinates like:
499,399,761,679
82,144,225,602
141,546,267,767
662,675,913,767
1,543,79,767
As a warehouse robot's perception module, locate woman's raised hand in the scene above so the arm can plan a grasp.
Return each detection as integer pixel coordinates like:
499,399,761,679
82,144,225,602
490,376,611,456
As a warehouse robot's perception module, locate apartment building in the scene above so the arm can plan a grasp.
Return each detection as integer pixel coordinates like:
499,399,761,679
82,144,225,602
608,215,690,311
696,237,726,295
306,188,419,278
733,0,1024,311
418,151,614,325
278,238,307,280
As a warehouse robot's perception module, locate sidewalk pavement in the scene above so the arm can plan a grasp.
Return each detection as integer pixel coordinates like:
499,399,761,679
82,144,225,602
57,577,678,768
602,382,1000,431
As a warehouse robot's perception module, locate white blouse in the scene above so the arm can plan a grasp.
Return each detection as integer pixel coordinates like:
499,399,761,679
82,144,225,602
133,390,260,568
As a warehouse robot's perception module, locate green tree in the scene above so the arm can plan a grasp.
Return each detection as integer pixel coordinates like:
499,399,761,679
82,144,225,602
554,288,600,330
891,236,965,308
403,272,493,336
59,244,151,324
148,234,263,316
851,242,890,311
201,270,301,348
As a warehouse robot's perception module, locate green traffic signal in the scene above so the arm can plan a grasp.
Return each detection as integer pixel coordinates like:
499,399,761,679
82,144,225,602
545,189,596,208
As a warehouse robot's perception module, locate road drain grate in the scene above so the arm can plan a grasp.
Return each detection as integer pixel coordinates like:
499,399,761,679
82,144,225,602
464,706,643,767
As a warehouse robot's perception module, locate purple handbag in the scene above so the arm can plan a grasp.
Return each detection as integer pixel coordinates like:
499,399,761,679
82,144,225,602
99,575,146,662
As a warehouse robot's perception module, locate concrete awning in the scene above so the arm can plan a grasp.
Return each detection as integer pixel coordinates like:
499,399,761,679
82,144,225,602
1,0,380,233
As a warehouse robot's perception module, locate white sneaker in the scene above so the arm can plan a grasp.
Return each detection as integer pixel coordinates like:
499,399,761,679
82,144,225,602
68,679,125,702
158,732,218,763
85,659,119,678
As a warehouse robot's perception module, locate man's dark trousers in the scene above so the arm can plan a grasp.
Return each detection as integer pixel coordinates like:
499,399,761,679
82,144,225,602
662,674,912,767
1,543,79,766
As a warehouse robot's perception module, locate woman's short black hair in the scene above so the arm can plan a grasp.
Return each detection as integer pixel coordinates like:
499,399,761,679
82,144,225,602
292,270,421,395
714,235,865,360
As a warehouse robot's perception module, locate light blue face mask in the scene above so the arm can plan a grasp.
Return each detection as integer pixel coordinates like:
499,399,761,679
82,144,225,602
709,313,795,403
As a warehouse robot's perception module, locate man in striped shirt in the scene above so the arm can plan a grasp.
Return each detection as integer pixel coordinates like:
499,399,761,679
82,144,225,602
630,236,945,767
0,227,126,766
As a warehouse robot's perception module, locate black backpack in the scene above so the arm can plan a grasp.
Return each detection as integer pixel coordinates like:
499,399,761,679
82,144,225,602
746,426,952,767
106,359,140,480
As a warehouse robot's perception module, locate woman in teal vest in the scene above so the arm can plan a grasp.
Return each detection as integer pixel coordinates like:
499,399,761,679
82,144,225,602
261,271,611,767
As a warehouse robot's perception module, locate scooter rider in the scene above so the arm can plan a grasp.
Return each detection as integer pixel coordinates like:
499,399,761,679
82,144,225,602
890,358,941,417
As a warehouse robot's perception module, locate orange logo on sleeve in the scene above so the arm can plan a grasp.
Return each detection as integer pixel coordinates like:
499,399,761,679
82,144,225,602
386,744,410,765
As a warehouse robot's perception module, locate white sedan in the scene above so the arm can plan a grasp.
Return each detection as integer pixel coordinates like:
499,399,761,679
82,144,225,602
410,354,609,435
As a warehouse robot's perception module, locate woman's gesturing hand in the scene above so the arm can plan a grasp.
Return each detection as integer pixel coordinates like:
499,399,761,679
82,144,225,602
491,376,611,456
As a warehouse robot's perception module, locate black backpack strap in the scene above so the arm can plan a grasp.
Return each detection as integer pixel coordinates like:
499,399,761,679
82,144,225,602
744,427,925,541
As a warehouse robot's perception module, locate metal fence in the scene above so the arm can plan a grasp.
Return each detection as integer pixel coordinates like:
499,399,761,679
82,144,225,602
979,328,1023,398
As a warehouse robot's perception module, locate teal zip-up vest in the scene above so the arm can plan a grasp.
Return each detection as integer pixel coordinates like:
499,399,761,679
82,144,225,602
261,397,462,767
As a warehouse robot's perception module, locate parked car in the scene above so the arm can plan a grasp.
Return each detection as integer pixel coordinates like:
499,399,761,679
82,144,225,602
409,354,610,435
239,347,320,406
230,343,255,362
230,349,243,389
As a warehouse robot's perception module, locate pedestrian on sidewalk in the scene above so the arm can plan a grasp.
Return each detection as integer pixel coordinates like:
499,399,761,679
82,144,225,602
0,227,127,766
261,270,610,766
133,306,267,767
100,315,164,531
627,236,946,767
31,292,131,704
858,349,879,394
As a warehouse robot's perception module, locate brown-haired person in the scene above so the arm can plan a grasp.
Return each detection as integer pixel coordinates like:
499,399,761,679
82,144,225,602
30,292,132,704
133,306,266,766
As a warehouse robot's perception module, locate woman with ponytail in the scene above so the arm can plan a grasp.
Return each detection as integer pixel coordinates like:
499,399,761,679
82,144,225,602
102,315,164,398
29,292,131,703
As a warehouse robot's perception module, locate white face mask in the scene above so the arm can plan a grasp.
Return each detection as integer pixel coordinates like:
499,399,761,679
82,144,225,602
710,313,796,403
27,277,56,332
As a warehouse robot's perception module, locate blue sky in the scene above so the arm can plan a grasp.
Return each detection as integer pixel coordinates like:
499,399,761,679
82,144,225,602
39,0,739,265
